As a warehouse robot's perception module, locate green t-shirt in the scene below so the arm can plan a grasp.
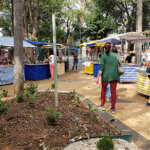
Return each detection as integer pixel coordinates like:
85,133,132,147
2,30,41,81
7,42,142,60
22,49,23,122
100,52,119,82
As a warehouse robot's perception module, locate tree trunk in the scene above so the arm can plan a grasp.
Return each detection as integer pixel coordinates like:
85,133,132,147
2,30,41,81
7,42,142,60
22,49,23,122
31,0,39,39
136,0,143,64
11,0,14,36
13,0,24,94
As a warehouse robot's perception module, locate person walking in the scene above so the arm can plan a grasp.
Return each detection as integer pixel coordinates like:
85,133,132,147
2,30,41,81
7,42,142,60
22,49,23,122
96,43,119,114
48,50,54,80
72,51,78,70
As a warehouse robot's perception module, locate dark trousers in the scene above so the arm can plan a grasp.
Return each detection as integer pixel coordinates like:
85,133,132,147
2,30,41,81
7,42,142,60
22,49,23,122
72,59,78,70
101,80,118,109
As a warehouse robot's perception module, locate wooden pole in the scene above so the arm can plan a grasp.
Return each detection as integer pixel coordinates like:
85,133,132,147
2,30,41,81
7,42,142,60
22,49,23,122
52,13,58,107
13,0,24,94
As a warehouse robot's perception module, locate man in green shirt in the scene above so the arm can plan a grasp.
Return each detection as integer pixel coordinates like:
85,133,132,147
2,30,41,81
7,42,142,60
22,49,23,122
96,43,119,114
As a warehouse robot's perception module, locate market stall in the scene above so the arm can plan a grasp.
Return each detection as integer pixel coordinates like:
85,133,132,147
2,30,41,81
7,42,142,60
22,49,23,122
0,36,36,85
96,32,150,83
80,41,104,75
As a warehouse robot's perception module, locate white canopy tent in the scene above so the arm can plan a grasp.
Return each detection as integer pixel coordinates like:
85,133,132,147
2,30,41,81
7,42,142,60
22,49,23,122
97,32,150,44
0,36,36,47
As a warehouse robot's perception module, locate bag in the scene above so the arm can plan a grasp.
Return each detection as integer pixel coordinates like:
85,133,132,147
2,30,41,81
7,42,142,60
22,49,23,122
118,65,124,75
97,76,101,88
118,59,124,76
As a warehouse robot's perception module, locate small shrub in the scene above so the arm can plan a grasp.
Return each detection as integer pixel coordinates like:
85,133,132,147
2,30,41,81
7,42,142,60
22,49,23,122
45,107,61,126
26,92,37,108
96,137,114,150
51,83,55,89
16,93,25,103
69,89,77,98
75,99,80,107
1,89,8,97
25,82,38,94
0,95,11,115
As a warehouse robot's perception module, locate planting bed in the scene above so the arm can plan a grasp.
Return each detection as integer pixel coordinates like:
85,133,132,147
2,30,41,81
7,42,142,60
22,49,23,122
0,91,121,150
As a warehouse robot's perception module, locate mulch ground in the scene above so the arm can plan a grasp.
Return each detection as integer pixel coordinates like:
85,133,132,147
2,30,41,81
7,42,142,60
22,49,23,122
0,91,121,150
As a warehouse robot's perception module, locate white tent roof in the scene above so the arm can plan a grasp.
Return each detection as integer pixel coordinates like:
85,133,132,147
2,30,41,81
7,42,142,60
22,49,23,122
117,32,150,43
0,36,36,47
97,32,150,44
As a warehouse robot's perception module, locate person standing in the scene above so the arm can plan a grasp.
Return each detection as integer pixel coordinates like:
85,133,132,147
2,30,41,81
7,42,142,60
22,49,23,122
72,51,78,70
48,50,54,80
96,43,119,114
146,49,150,106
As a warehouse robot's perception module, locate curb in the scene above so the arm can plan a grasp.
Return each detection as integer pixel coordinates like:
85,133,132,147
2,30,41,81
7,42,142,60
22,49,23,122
77,93,150,150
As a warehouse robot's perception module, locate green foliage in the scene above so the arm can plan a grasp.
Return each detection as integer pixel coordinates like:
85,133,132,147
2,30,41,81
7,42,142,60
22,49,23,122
51,83,55,89
25,82,38,95
0,95,11,115
26,92,37,108
69,89,81,107
16,93,25,103
45,107,61,126
1,89,8,97
84,103,101,121
96,137,114,150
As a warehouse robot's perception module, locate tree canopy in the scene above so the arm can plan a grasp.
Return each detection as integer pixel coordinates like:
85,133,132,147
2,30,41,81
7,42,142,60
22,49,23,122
0,0,149,43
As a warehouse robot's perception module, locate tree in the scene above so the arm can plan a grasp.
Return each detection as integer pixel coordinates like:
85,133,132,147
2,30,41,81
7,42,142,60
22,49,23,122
13,0,24,94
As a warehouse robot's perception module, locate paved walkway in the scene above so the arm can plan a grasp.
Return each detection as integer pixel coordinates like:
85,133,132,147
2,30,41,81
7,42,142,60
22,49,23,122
1,68,150,142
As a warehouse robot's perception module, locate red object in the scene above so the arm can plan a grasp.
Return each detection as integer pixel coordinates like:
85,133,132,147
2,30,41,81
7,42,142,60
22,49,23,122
50,63,54,79
101,80,118,109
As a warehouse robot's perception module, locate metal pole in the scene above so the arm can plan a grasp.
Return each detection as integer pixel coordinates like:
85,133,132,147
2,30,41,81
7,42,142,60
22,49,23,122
52,13,58,107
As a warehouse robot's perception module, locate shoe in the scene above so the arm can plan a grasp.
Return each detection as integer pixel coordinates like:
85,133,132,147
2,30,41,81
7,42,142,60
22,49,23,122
109,108,115,114
98,106,106,111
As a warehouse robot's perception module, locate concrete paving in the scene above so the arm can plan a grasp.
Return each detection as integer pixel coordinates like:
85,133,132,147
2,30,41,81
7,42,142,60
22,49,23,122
1,68,150,143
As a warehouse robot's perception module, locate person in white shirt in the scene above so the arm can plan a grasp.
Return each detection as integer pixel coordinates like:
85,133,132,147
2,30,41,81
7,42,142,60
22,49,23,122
48,50,54,80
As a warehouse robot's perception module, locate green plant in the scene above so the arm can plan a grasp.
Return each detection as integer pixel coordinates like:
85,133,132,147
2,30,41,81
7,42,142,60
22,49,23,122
75,99,80,107
51,83,55,89
1,89,8,97
16,93,25,103
96,137,114,150
69,89,77,98
0,95,11,115
26,92,37,108
25,82,38,94
45,107,61,126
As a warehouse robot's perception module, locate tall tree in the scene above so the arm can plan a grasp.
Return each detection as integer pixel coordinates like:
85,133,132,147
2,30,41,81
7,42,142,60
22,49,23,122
136,0,143,64
13,0,24,94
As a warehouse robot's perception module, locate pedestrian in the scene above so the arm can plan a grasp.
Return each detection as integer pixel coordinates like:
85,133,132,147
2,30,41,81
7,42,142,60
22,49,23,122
96,43,119,114
72,51,78,70
146,49,150,106
48,50,54,80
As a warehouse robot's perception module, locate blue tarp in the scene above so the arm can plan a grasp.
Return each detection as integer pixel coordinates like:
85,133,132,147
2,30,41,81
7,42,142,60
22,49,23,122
25,40,61,46
25,40,53,46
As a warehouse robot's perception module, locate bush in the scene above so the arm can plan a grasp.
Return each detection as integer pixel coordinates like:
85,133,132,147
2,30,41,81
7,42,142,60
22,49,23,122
16,93,25,103
96,137,114,150
0,95,11,115
25,82,38,94
45,107,61,126
51,83,55,89
26,92,37,108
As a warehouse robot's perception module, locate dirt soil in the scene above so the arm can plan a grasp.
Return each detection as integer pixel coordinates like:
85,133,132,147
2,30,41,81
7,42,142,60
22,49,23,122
0,91,121,150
